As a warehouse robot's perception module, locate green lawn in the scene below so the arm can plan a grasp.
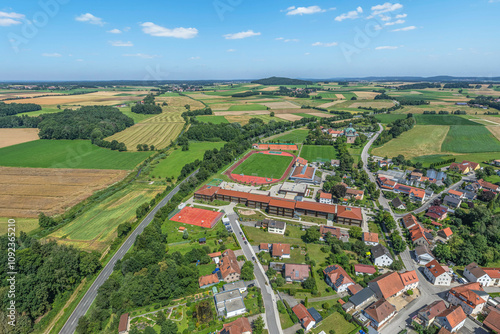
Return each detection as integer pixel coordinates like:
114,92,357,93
414,114,479,126
18,107,62,116
311,312,356,334
300,145,337,163
232,153,293,179
196,115,229,124
151,142,225,179
228,104,268,111
273,130,310,143
0,140,151,169
245,225,305,245
442,125,500,153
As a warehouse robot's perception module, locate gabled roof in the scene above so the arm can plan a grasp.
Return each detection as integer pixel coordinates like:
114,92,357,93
319,191,332,199
465,262,488,278
418,300,447,321
449,282,487,307
323,265,354,289
220,317,252,334
292,303,314,328
199,273,219,287
483,268,500,279
369,271,405,299
220,249,241,279
354,264,376,274
410,188,426,199
440,227,453,238
402,214,418,229
118,313,129,333
426,260,447,278
196,185,221,197
349,287,376,306
364,298,396,323
268,198,296,209
443,195,461,205
348,284,363,295
291,165,315,179
363,232,379,243
415,244,434,258
209,252,222,258
296,201,336,214
484,307,500,333
437,306,466,329
448,189,464,197
399,270,419,286
371,244,393,261
319,225,342,238
337,205,363,220
478,179,500,192
272,243,291,257
284,264,310,281
392,197,406,208
260,243,269,250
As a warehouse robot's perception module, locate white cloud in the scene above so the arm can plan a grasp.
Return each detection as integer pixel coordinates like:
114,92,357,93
375,46,399,50
335,7,363,22
141,22,198,39
75,13,105,26
107,28,122,34
227,49,236,52
374,25,383,30
380,15,391,21
189,56,200,60
312,42,338,47
42,53,62,57
276,37,299,42
109,40,133,47
392,25,416,32
223,30,260,39
395,13,407,18
0,11,25,26
385,19,405,26
285,6,326,15
123,53,159,59
275,37,284,40
371,3,403,16
305,52,311,55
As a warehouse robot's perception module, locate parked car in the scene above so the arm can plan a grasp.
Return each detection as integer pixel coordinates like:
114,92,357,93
244,241,248,245
239,232,242,235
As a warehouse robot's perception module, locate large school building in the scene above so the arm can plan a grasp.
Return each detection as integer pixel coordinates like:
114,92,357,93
194,185,363,226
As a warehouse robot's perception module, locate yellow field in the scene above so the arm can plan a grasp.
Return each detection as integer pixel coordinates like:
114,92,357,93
0,217,39,236
106,111,185,150
350,101,395,108
0,128,40,148
155,95,205,109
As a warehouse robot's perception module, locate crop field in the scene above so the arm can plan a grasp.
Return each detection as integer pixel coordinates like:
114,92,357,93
0,166,128,218
275,114,303,121
227,104,267,111
48,183,162,251
0,140,151,169
272,129,309,143
232,153,293,179
155,95,205,109
106,111,185,150
414,114,478,126
300,145,337,162
261,101,300,109
0,128,39,148
196,115,229,124
442,125,500,153
117,106,157,123
374,114,407,124
372,125,449,159
151,142,225,180
224,114,274,125
350,100,395,108
0,217,38,236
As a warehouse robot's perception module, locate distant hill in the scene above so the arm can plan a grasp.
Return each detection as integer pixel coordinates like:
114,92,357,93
251,76,313,85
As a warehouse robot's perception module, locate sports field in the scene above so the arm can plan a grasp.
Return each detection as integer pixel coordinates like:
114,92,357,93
232,152,293,179
300,145,337,163
151,142,225,180
442,125,500,153
170,206,223,229
0,140,151,169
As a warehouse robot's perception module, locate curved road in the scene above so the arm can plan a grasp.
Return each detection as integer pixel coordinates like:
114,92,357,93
60,170,199,334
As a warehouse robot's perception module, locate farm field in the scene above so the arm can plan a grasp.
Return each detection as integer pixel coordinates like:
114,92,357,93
117,106,157,123
272,129,309,143
227,104,267,111
150,142,225,180
0,140,151,169
106,111,185,150
0,217,39,235
300,145,337,163
350,100,395,108
48,183,163,252
18,107,64,116
0,166,128,218
441,125,500,153
223,114,274,125
374,114,407,124
196,115,230,124
0,128,39,148
232,153,293,179
372,125,449,159
414,114,478,126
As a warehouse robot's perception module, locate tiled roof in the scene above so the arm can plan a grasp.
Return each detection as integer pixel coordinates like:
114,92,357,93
220,249,241,279
195,185,221,196
440,227,453,238
269,198,296,209
402,214,418,229
319,191,332,199
418,300,447,321
296,201,336,214
296,157,308,165
199,273,220,287
292,304,314,328
348,284,363,295
369,271,404,299
410,188,426,198
449,282,487,307
209,252,222,258
465,262,488,278
291,165,315,179
220,317,252,334
426,260,447,278
284,264,310,281
399,270,419,286
483,268,500,279
371,244,393,261
337,205,363,220
260,243,269,250
319,225,342,238
484,307,500,333
354,264,376,274
438,306,466,329
448,189,463,197
118,313,129,333
364,298,396,323
323,265,354,289
363,232,379,243
346,188,364,196
272,243,291,257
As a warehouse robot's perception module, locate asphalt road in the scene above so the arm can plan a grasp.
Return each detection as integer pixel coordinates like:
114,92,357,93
227,210,283,334
59,170,199,334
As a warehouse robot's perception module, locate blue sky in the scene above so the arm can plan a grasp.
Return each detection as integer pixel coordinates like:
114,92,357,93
1,0,499,80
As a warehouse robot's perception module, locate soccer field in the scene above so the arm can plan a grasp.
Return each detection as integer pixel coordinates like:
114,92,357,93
300,145,337,163
232,153,293,179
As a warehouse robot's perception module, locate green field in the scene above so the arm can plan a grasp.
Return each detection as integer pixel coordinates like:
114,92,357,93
293,113,325,119
227,104,267,111
19,107,62,117
0,217,39,236
414,114,478,126
442,125,500,153
196,115,230,124
232,152,293,179
300,145,337,162
374,114,407,124
117,107,157,123
0,140,151,169
151,142,226,179
311,312,356,334
49,183,163,251
272,129,309,143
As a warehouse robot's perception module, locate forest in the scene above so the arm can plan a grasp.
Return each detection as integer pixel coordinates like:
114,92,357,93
0,102,41,116
250,76,313,85
374,114,416,146
131,94,162,114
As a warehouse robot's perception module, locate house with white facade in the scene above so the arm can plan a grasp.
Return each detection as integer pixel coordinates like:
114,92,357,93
463,262,492,287
447,283,490,315
424,260,452,286
436,306,467,333
371,244,393,267
323,265,354,293
363,299,397,330
363,232,379,246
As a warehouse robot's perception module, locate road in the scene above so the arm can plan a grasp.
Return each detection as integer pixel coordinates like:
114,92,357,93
59,170,199,334
227,209,283,334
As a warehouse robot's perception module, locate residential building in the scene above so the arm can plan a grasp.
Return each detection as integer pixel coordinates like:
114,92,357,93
336,206,363,227
331,159,340,167
447,282,489,315
349,286,377,310
292,304,316,332
118,313,129,334
354,264,377,276
483,268,500,286
199,274,220,288
319,225,349,242
214,289,246,318
346,188,364,200
426,206,448,221
284,264,310,282
438,227,453,240
402,213,418,229
408,224,431,247
319,192,333,204
483,307,500,333
378,176,397,190
465,182,479,193
409,188,426,203
323,265,355,292
448,189,464,199
392,197,406,210
223,280,247,293
219,317,252,334
424,260,452,286
378,160,391,168
477,179,500,193
348,284,363,296
363,232,379,246
263,219,286,235
363,299,397,330
463,262,491,287
371,244,394,267
436,306,467,333
443,195,461,209
415,244,435,265
272,243,291,259
449,160,480,174
295,157,308,167
417,301,447,327
220,249,241,282
462,190,477,201
399,270,420,292
369,272,405,299
259,243,269,252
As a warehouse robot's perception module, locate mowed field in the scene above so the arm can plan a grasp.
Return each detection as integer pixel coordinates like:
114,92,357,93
106,111,185,150
0,140,151,169
151,142,226,180
232,153,293,179
414,114,478,126
442,125,500,153
300,145,337,162
272,129,309,143
0,217,39,236
48,183,163,251
0,128,39,148
0,167,128,218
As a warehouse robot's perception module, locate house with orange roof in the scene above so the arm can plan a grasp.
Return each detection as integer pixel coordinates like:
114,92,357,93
448,189,464,199
402,213,418,229
426,206,448,221
209,251,222,265
477,179,500,193
323,265,355,292
409,188,426,203
199,273,220,288
362,232,379,246
483,268,500,287
292,304,316,332
219,317,252,334
378,176,397,190
438,227,453,240
289,165,317,184
450,160,479,174
368,272,405,299
336,206,363,226
272,243,291,259
319,191,333,204
447,282,490,315
424,260,452,286
194,185,221,202
259,243,269,252
399,270,420,292
295,157,308,167
363,298,397,330
220,249,241,282
483,307,500,333
417,300,447,327
408,224,431,247
436,306,467,333
354,264,377,276
346,188,364,200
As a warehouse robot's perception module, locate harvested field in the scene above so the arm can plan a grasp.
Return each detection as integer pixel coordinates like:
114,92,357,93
261,101,300,109
224,115,273,125
350,101,395,108
214,110,270,116
259,86,279,91
275,114,303,121
306,112,332,118
0,128,39,148
3,91,148,106
0,167,128,218
336,94,345,99
184,93,223,100
352,91,379,99
155,95,205,109
209,103,232,110
488,127,500,141
317,100,345,108
273,108,316,114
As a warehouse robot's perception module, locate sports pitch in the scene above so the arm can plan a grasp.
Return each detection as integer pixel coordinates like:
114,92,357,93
232,152,293,179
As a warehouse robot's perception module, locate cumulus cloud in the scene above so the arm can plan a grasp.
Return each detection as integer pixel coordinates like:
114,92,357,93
107,28,122,34
371,3,403,16
0,11,25,26
42,53,62,57
312,42,338,47
223,30,260,39
385,19,405,26
335,7,363,22
392,25,416,32
123,53,159,59
375,46,399,50
75,13,105,26
141,22,198,39
276,37,299,42
395,13,407,18
284,6,326,15
109,40,133,47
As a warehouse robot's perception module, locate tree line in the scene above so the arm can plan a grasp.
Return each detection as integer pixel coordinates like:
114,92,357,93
374,114,415,146
470,95,500,111
0,101,41,116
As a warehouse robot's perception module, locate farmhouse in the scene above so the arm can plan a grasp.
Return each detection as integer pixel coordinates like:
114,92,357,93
368,271,419,299
323,265,355,292
424,260,452,286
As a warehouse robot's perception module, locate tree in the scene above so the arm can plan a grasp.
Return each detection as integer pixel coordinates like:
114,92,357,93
270,111,275,117
331,184,347,199
241,261,255,280
182,230,189,239
303,226,321,243
57,104,61,109
390,260,404,271
184,104,191,110
38,212,56,228
266,267,276,278
160,320,178,334
275,276,286,287
253,316,265,334
391,232,406,253
349,226,362,239
302,276,316,290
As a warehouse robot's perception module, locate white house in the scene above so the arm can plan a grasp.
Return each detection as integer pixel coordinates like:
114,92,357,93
265,219,287,235
436,306,467,333
415,244,435,265
424,260,452,286
319,192,333,204
463,262,491,287
363,232,379,246
371,244,393,267
363,299,397,330
447,283,489,315
323,265,354,293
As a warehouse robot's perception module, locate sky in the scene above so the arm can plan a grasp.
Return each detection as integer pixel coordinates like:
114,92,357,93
1,0,499,81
